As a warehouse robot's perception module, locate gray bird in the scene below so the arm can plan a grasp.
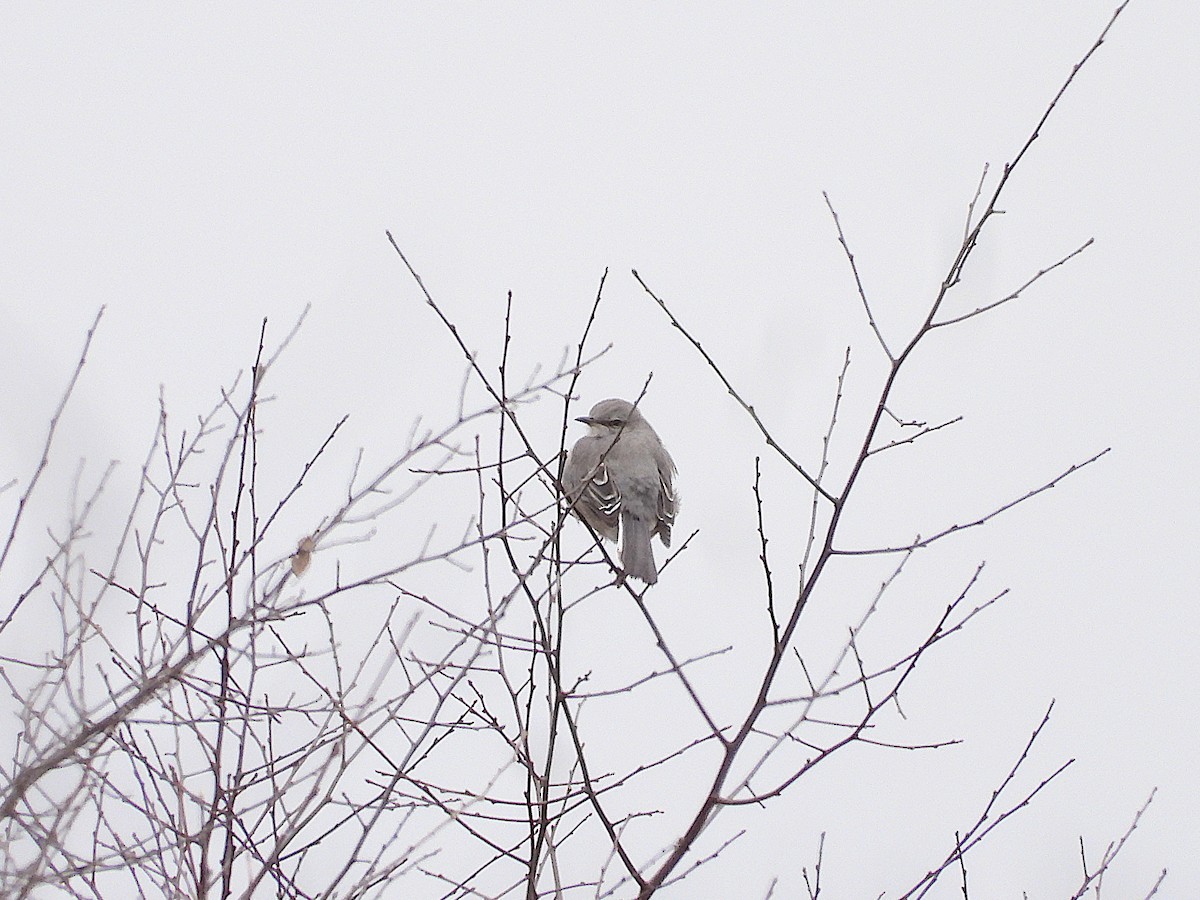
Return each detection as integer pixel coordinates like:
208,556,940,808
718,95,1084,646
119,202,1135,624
563,398,677,584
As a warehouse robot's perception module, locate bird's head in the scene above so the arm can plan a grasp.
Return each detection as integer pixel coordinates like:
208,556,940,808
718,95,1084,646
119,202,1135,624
576,398,644,435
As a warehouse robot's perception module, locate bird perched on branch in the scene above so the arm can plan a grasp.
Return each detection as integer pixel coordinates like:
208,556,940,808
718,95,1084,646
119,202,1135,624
563,398,677,584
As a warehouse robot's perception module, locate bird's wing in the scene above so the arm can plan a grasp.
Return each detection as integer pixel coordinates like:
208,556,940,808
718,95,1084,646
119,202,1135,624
580,460,622,533
564,440,621,540
656,450,677,547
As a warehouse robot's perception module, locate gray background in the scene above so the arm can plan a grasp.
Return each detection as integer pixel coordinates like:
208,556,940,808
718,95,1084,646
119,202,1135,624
2,2,1195,896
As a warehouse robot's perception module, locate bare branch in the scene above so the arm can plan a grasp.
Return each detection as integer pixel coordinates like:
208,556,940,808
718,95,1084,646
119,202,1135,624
824,192,893,360
1068,790,1163,900
832,448,1110,556
631,269,836,504
932,239,1094,329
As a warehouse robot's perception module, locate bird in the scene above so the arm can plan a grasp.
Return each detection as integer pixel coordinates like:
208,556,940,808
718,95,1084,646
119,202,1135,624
562,398,677,584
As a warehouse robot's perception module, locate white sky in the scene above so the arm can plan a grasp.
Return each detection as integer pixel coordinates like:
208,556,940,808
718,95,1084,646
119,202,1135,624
2,2,1197,897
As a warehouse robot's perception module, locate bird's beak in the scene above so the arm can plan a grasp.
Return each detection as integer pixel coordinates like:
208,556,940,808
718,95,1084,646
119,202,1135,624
575,415,596,425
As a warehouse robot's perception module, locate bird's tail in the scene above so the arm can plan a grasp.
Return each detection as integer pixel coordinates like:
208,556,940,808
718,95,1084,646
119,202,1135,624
620,512,658,585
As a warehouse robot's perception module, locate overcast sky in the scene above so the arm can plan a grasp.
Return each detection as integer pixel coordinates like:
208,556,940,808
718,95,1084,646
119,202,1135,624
2,2,1197,896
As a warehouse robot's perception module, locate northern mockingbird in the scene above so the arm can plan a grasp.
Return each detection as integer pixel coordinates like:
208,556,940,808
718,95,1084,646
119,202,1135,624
563,398,677,584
